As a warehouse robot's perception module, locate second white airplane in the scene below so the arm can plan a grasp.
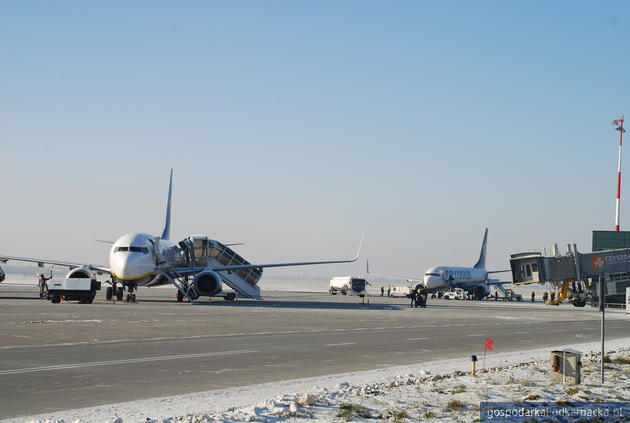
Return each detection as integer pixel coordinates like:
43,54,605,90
374,228,507,299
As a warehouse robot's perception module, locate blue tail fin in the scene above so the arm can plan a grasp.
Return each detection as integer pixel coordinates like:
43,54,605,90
161,169,173,241
473,228,488,269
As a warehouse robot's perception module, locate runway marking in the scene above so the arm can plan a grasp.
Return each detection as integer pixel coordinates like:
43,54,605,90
514,331,529,334
407,338,430,341
466,334,485,337
325,343,356,347
0,319,602,350
0,350,257,376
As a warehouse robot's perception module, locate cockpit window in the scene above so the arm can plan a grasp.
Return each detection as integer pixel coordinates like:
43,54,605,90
425,273,440,277
115,246,149,254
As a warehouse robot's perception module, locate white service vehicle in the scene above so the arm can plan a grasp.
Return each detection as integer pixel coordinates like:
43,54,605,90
442,288,466,300
47,277,101,304
390,285,411,297
329,276,367,296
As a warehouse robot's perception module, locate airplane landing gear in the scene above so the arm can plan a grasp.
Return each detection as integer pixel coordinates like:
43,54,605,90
105,286,113,301
126,286,137,303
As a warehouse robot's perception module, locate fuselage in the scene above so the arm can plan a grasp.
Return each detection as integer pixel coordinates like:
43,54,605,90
109,232,179,286
423,266,488,290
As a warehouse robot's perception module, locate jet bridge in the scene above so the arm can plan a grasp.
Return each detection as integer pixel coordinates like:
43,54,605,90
510,245,630,305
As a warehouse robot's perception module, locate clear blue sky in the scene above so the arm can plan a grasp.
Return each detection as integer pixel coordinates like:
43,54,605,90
1,1,629,278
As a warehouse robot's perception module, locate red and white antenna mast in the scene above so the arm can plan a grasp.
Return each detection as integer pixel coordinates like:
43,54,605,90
613,114,625,231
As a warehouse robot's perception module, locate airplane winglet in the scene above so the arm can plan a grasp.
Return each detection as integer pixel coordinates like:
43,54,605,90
352,235,365,262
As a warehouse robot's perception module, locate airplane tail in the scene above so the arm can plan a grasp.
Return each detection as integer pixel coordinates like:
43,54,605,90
473,228,488,269
161,169,173,241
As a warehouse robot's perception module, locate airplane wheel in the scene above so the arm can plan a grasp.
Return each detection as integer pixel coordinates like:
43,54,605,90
105,287,113,301
51,294,61,304
224,293,236,301
116,287,124,301
177,291,184,302
329,288,336,295
341,288,347,295
126,294,131,302
130,294,136,303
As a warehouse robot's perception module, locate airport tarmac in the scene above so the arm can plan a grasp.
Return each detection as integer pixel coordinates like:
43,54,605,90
0,284,628,420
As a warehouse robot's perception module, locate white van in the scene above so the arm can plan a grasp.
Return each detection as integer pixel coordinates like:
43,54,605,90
390,285,411,297
442,288,466,300
329,277,367,296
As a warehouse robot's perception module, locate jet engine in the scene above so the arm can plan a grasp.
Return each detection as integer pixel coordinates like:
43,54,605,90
473,284,491,300
193,270,223,297
65,267,96,280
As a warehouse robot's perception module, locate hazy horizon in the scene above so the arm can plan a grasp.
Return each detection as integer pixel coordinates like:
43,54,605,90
2,1,629,279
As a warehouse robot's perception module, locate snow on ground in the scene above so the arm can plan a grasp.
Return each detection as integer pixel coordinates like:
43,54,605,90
11,337,630,423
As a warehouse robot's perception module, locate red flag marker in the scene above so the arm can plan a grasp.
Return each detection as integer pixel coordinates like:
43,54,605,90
485,337,494,351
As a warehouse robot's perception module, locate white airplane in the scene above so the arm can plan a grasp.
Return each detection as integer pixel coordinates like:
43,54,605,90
372,229,508,300
0,170,362,303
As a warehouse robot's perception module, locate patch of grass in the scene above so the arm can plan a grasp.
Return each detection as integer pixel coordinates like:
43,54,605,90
446,399,465,411
422,410,437,419
612,356,630,365
603,355,612,363
520,380,530,386
386,408,408,422
451,384,467,393
566,387,579,395
336,403,372,421
524,394,541,401
594,397,604,403
556,400,572,407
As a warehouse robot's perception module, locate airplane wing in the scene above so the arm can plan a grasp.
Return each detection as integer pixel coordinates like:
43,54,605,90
487,270,511,274
0,255,110,274
174,237,363,277
365,260,421,282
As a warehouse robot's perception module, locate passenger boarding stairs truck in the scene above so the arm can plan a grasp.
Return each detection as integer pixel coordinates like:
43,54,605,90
491,282,523,301
177,236,263,301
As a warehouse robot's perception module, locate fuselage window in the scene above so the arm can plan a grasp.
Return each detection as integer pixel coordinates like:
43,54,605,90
116,246,129,252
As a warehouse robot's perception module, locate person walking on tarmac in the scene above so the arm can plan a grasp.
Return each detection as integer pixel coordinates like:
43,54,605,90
531,291,535,303
409,289,416,307
387,286,391,298
38,273,52,298
380,286,385,297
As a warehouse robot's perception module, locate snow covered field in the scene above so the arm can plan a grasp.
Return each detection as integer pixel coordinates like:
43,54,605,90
12,337,630,423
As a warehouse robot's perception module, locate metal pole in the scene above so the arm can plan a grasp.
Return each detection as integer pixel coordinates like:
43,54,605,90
614,116,625,231
599,275,605,383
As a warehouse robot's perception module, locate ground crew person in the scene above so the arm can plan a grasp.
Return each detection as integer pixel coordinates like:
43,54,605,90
38,273,52,298
531,291,535,302
550,291,556,302
417,286,427,308
543,291,548,304
409,289,416,307
380,286,384,296
387,286,391,297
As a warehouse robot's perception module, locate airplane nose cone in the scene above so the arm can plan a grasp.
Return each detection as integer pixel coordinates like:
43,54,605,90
425,276,441,289
113,253,153,280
